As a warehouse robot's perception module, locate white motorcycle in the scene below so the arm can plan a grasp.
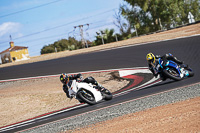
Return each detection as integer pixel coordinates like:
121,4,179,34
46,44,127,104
68,79,112,105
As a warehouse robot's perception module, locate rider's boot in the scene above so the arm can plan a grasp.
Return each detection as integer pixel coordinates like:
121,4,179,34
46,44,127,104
180,64,188,69
94,83,106,92
174,57,183,64
160,76,166,81
159,73,166,81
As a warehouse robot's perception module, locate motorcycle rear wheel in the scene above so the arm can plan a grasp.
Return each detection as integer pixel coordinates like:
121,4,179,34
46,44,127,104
185,68,194,77
101,89,112,101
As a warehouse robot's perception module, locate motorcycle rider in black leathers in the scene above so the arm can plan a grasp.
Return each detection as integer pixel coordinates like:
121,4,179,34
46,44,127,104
146,53,184,81
60,73,104,99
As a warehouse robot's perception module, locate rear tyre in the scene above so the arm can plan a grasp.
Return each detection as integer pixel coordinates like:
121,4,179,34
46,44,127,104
181,65,194,77
77,89,96,105
188,71,194,77
186,69,194,77
101,89,112,101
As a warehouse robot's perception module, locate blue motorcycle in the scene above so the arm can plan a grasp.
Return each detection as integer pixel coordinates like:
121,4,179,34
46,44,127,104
158,58,194,81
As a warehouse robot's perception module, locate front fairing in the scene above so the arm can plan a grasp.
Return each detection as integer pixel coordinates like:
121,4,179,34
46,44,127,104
77,83,103,102
159,58,182,75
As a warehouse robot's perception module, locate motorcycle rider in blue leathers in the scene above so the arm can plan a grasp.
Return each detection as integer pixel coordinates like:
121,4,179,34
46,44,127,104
146,53,184,81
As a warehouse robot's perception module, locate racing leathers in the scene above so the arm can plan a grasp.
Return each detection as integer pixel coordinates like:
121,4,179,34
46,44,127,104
148,53,183,80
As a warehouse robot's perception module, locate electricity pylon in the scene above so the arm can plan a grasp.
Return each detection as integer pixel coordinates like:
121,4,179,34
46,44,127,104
74,24,89,48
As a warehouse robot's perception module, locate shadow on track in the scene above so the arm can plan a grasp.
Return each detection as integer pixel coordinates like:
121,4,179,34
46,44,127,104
150,80,177,88
134,79,178,93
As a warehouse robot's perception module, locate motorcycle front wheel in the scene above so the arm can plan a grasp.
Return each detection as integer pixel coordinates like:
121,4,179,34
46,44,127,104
163,67,182,81
77,89,96,105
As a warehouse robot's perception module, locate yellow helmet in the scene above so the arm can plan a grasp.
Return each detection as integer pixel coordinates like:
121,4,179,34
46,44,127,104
146,53,155,63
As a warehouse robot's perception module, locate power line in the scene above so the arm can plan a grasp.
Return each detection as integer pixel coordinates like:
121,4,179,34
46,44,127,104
15,33,68,45
0,8,117,45
89,22,114,30
11,22,116,56
68,22,114,38
8,22,115,47
0,0,65,19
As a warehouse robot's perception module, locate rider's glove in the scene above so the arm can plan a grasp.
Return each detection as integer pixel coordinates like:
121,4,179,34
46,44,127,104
154,73,158,78
75,73,83,80
151,67,158,78
77,73,82,78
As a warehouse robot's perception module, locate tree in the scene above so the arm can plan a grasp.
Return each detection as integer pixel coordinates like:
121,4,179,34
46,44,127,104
40,45,55,54
94,28,117,45
114,9,131,35
40,37,82,54
120,0,200,34
113,8,135,39
104,29,116,43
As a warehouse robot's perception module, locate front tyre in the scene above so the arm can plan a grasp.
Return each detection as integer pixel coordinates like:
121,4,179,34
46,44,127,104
163,67,182,81
77,89,96,105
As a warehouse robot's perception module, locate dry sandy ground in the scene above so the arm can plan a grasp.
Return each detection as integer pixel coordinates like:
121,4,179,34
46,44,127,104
0,72,129,127
0,23,200,130
69,97,200,133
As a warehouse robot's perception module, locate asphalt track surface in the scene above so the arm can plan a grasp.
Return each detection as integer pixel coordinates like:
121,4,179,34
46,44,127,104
0,35,199,81
0,35,200,132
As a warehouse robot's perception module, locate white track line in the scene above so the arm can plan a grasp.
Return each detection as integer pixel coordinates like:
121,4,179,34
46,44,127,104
0,67,153,132
0,67,147,83
1,34,199,132
17,82,200,133
98,34,200,52
0,104,86,132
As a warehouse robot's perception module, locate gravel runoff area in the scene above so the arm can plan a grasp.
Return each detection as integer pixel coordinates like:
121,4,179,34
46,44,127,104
21,83,200,133
1,23,199,132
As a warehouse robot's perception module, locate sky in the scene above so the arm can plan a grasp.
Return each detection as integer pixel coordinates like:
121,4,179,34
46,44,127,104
0,0,126,56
